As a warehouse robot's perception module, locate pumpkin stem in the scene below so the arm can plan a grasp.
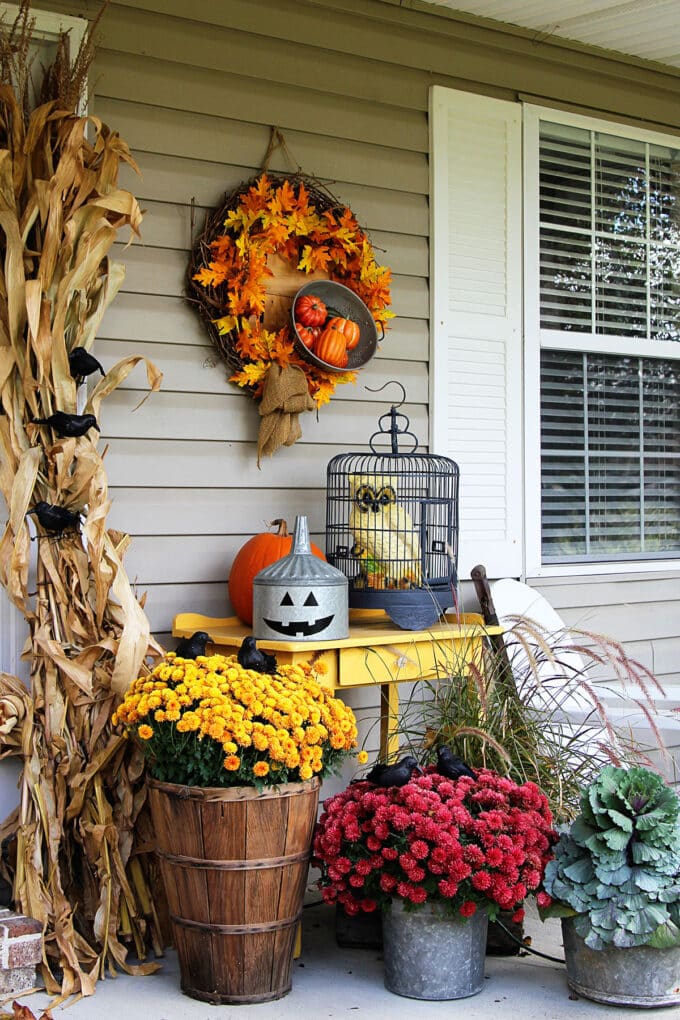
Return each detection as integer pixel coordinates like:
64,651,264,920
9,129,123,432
268,519,289,537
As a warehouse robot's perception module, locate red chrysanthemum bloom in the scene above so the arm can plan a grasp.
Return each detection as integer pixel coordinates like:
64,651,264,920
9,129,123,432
311,768,556,918
410,839,430,860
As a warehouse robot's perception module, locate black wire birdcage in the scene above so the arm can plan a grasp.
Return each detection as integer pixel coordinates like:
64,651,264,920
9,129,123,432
325,386,460,630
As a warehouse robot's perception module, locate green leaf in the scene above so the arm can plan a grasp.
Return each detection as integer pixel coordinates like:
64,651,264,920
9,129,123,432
604,808,633,832
647,920,680,950
537,900,576,921
599,827,633,851
563,857,595,884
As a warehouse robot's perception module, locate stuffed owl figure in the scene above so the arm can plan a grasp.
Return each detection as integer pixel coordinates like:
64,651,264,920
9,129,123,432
348,474,422,588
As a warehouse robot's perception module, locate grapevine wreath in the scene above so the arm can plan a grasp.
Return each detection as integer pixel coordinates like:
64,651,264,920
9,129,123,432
187,168,393,461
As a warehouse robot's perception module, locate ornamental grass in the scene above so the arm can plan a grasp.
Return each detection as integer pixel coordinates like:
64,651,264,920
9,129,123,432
393,616,672,825
313,769,556,921
114,653,360,788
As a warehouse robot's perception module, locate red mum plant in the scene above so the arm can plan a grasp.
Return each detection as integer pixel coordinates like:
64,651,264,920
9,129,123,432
312,768,557,921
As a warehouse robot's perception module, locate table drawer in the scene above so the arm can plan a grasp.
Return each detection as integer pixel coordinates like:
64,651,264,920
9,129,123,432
337,634,485,687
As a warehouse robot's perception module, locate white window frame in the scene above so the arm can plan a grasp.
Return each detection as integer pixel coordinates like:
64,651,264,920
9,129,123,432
523,103,680,578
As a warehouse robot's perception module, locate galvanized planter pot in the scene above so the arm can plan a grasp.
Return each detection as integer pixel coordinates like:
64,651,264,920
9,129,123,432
562,916,680,1009
382,899,488,1000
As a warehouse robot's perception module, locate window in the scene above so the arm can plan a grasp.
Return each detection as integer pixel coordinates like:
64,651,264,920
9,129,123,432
527,110,680,567
430,89,680,577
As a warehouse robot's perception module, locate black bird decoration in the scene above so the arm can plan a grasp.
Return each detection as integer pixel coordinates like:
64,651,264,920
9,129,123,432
175,631,210,659
28,501,81,536
69,347,105,382
33,411,100,438
436,745,477,781
365,755,423,788
237,636,278,675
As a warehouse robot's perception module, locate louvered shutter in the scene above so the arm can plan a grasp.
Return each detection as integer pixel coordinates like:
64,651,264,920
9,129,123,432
429,87,523,579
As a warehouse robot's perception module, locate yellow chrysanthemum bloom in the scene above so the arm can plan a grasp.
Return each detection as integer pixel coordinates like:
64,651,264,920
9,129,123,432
115,650,360,787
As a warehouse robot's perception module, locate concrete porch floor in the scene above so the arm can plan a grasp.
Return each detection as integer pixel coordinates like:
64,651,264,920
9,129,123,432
14,901,680,1020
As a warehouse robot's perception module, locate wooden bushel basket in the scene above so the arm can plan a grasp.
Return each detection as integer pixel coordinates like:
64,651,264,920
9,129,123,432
147,776,321,1004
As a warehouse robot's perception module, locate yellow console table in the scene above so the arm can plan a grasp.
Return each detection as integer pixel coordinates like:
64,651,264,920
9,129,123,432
172,609,501,760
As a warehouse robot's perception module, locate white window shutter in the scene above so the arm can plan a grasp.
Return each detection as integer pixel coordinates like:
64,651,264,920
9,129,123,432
429,86,523,580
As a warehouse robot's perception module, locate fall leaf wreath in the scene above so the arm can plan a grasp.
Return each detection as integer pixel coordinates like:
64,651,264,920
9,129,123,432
187,172,393,426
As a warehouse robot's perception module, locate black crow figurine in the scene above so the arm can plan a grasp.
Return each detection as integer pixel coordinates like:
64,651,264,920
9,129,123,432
33,411,100,438
436,745,477,780
28,501,81,536
69,347,105,382
365,755,423,788
175,631,210,659
237,636,278,675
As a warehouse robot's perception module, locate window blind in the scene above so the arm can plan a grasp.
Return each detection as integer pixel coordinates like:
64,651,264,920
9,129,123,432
541,350,680,561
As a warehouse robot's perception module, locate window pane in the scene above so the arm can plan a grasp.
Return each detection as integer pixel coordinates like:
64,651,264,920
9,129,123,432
594,133,646,238
540,229,591,330
540,124,591,231
644,459,680,551
595,237,647,336
589,456,641,553
541,455,587,558
587,354,640,451
541,351,680,560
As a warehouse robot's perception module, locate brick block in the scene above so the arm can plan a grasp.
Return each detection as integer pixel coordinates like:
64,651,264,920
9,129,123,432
0,910,42,992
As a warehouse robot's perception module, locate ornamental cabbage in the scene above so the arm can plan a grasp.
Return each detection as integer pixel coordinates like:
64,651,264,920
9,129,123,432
542,766,680,949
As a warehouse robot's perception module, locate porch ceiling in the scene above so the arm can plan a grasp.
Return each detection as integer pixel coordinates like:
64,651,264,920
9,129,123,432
424,1,680,72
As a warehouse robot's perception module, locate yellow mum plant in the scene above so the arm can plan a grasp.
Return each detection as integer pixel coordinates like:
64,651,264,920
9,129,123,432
113,652,360,788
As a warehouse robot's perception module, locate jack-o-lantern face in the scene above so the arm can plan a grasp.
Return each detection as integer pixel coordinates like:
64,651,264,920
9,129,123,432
263,589,335,637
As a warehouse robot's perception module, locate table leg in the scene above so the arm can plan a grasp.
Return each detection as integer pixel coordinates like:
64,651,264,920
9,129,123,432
379,684,400,760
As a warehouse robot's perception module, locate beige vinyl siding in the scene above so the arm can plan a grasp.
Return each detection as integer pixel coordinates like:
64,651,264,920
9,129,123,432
26,0,680,696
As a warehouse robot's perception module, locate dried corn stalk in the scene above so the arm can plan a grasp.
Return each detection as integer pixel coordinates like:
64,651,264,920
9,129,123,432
0,3,165,998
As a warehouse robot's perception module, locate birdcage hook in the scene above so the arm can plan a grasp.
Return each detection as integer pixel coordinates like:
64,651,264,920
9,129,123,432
365,381,418,454
365,380,406,407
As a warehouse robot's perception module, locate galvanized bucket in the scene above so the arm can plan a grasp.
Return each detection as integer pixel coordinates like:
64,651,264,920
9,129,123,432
562,916,680,1008
382,899,488,1000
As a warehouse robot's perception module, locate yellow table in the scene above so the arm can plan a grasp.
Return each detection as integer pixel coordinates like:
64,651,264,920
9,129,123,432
172,609,502,759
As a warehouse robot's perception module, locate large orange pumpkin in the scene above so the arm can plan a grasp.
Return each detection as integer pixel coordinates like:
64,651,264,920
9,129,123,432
228,518,327,625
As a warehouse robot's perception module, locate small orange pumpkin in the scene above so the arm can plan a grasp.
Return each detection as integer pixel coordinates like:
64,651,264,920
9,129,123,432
315,327,349,368
327,316,361,350
228,519,326,625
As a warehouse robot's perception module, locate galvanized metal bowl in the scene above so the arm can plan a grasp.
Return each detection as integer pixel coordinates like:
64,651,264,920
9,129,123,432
291,280,381,374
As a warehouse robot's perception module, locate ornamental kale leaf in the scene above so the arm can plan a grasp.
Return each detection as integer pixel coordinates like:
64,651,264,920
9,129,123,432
542,766,680,948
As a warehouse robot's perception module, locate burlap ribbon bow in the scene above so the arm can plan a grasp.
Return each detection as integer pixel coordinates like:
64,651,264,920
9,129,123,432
257,363,315,467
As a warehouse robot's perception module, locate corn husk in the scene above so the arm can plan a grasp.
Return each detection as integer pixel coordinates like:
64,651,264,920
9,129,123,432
0,3,165,997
